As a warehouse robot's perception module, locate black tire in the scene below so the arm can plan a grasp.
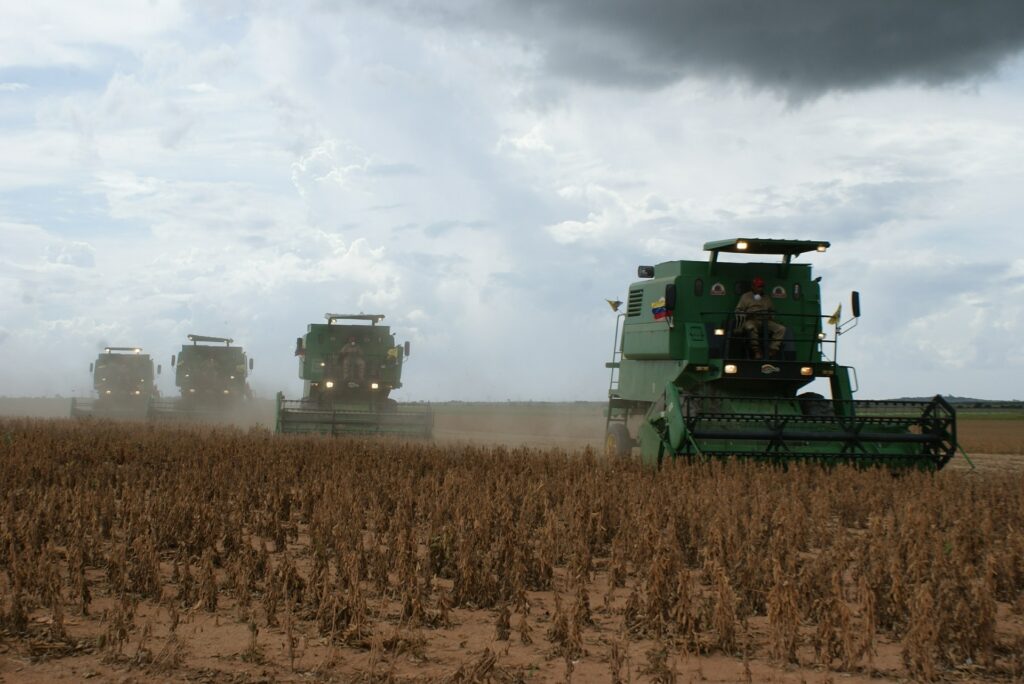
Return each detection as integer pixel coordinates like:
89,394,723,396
605,423,634,458
798,392,833,417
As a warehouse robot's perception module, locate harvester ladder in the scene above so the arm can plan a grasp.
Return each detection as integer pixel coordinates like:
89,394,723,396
607,313,625,398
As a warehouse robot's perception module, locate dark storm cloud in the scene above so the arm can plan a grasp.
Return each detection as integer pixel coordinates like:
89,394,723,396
373,0,1024,98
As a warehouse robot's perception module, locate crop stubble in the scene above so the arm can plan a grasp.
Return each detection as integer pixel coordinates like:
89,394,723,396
0,418,1023,682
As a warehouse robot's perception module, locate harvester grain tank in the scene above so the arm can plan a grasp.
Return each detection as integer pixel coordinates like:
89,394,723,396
70,347,161,419
150,334,254,419
275,313,433,436
604,238,957,469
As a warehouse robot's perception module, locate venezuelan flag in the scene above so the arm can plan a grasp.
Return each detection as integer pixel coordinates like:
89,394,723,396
651,297,668,320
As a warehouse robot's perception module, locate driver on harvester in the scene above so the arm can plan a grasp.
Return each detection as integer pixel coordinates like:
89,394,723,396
339,337,366,387
734,276,786,359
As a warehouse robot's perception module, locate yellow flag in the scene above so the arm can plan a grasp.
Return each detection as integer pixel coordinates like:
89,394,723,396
606,299,623,312
827,304,842,326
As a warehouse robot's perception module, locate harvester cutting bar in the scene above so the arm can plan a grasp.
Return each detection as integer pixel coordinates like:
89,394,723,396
666,394,956,469
69,397,150,421
276,398,433,437
69,398,95,418
147,398,232,421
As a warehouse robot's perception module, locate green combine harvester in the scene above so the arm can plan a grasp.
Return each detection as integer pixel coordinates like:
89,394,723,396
275,313,433,437
150,334,254,419
604,238,957,469
70,347,161,419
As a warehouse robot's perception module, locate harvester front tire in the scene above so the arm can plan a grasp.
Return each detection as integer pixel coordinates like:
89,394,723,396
605,423,634,458
798,392,833,417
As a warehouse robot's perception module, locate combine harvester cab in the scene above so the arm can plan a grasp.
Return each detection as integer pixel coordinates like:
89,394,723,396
150,335,254,420
70,347,161,420
604,238,957,469
275,313,433,437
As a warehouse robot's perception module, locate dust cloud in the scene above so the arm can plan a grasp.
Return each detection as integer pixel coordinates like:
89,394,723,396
0,397,608,450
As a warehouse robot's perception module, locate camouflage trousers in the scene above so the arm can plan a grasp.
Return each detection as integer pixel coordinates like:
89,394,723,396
341,356,366,382
741,319,786,356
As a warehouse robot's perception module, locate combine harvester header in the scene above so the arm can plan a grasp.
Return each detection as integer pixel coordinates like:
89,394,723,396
605,238,957,469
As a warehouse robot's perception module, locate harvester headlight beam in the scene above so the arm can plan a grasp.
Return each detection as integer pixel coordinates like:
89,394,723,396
817,332,826,340
714,328,725,336
800,366,814,376
816,244,828,252
223,389,230,394
324,380,334,388
370,382,379,390
736,240,748,250
724,364,738,374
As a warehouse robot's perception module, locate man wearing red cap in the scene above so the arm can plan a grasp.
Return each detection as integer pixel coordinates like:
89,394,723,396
734,277,785,359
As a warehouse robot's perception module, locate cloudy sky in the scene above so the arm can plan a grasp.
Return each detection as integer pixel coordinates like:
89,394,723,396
2,0,1023,401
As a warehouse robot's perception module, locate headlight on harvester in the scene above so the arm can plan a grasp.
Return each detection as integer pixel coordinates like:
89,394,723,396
105,390,112,394
324,380,334,388
223,389,230,394
370,382,379,390
714,328,725,336
320,362,326,367
134,390,141,395
817,332,826,340
736,240,748,250
724,364,738,374
800,366,813,376
189,388,196,393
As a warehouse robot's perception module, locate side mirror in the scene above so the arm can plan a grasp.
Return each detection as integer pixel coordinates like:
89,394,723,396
404,341,411,358
851,291,861,318
637,265,655,278
664,283,677,311
294,337,305,356
89,362,94,373
157,364,162,375
171,354,176,367
249,358,254,371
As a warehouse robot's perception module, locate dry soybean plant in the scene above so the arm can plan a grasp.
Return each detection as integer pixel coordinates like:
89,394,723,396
0,417,1022,681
